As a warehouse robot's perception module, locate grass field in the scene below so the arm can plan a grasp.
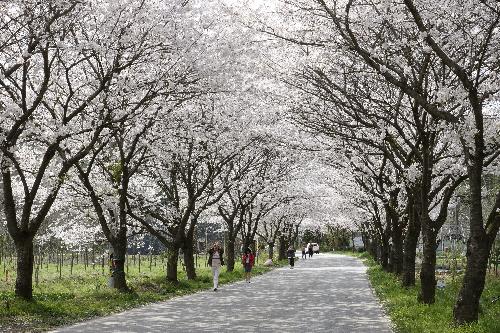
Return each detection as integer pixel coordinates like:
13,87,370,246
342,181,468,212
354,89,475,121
344,251,500,333
0,254,285,332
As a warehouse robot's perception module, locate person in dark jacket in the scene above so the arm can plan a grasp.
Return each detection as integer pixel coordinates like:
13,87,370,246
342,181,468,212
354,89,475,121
208,242,224,291
241,248,255,283
308,244,314,258
287,245,296,269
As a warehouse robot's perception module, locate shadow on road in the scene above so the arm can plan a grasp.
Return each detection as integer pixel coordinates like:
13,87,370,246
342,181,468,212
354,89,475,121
54,254,392,333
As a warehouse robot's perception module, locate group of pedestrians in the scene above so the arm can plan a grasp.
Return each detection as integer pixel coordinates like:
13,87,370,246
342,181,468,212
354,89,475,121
288,244,314,269
208,241,315,290
301,244,314,259
207,242,255,291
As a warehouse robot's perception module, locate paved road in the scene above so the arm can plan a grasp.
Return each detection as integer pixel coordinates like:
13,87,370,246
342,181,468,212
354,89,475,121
53,253,393,333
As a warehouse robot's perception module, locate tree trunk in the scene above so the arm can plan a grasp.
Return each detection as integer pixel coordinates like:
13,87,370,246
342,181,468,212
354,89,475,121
166,247,179,282
380,237,390,271
402,194,421,287
226,240,236,272
418,219,437,304
390,222,404,275
278,236,286,260
453,234,490,323
243,235,252,251
402,225,419,287
417,138,437,304
368,237,378,260
14,238,34,300
365,238,373,255
453,164,490,323
183,216,198,280
111,240,128,291
183,240,196,280
267,242,274,259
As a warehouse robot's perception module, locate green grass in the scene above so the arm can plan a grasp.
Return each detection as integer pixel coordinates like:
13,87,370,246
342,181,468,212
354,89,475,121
0,256,287,332
339,251,500,333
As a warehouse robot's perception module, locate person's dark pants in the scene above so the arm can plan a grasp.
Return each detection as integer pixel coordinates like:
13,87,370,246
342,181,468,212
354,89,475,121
289,257,294,267
309,251,313,258
302,252,306,259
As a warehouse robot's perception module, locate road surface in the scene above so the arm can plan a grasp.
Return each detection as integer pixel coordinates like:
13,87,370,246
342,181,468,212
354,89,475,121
53,253,393,333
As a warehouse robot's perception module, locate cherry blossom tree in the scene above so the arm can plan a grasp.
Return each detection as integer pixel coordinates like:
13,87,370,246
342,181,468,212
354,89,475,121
262,0,500,323
125,95,248,281
0,0,147,299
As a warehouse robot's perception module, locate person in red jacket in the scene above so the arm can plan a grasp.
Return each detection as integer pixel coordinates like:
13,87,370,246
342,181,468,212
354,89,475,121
241,248,255,283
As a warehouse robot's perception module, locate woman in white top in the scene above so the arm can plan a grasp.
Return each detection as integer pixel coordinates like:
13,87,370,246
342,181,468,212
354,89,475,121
208,242,224,291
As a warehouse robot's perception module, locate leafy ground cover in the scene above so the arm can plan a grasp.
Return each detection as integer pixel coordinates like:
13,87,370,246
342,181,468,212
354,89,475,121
0,257,286,332
343,251,500,333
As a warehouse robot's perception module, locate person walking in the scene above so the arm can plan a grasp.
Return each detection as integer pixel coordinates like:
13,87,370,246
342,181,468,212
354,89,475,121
287,245,296,269
208,242,224,291
241,248,255,283
308,244,314,258
301,245,307,260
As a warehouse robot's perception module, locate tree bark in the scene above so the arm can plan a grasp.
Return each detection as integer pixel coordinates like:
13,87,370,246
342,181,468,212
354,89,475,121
368,237,378,260
453,163,491,323
453,233,490,323
166,247,179,282
111,240,128,291
267,242,274,259
379,240,390,271
386,190,403,275
390,222,404,275
14,238,34,300
418,135,437,304
373,207,390,271
183,239,196,280
225,240,236,272
402,224,419,287
278,236,286,260
418,218,437,304
243,236,253,251
402,193,421,287
183,216,199,280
